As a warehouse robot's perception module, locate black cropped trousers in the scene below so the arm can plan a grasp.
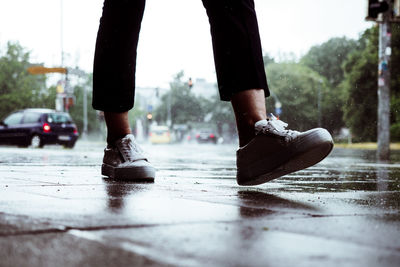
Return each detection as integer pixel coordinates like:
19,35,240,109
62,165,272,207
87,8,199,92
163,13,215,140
92,0,269,112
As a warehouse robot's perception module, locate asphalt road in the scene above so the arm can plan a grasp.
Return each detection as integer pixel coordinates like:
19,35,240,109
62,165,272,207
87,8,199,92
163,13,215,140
0,140,399,266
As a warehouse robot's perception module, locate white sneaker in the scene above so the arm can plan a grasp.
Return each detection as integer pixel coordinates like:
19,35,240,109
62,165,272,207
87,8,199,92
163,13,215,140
101,134,155,181
236,115,333,186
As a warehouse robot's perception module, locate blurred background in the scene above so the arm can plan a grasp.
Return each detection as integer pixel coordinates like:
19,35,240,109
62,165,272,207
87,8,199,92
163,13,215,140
0,0,399,146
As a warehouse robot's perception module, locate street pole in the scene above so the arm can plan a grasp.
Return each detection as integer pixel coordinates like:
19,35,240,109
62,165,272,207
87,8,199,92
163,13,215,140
377,4,391,161
60,0,64,67
318,79,323,127
83,84,88,139
167,92,172,127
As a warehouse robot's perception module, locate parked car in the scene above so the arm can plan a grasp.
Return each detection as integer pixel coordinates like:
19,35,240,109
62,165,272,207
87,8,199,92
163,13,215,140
196,129,217,144
0,108,79,148
149,125,171,144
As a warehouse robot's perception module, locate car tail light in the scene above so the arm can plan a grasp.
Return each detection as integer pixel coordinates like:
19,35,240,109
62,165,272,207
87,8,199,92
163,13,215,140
43,123,51,133
209,134,215,138
73,127,78,134
196,134,200,138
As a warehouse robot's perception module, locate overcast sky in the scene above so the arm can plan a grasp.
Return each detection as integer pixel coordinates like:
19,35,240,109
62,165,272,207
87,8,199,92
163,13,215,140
0,0,374,88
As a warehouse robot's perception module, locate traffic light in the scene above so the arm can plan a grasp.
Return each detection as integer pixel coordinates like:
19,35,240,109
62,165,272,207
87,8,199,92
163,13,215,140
366,0,400,22
188,78,193,89
366,0,389,21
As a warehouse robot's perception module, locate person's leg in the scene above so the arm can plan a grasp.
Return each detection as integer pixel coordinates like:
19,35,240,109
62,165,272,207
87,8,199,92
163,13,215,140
202,0,269,146
93,0,154,180
202,0,269,100
93,0,146,145
202,0,333,186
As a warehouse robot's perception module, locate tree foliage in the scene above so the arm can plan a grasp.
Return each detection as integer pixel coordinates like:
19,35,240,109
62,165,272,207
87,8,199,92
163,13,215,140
341,27,379,141
301,37,357,88
0,41,102,135
332,24,400,142
266,62,329,131
152,72,238,141
68,73,102,134
0,42,54,119
154,71,205,125
202,95,237,139
300,37,358,134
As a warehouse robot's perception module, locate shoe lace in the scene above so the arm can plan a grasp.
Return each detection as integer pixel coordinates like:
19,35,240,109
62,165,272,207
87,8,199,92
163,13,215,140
256,114,299,141
118,136,143,162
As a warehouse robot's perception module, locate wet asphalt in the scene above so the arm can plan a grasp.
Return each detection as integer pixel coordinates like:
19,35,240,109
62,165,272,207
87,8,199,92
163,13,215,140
0,140,399,267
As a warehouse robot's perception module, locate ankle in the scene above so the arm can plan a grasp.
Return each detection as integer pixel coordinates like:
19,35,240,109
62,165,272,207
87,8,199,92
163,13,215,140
237,120,257,147
107,132,131,146
238,134,254,147
230,89,267,146
104,111,132,146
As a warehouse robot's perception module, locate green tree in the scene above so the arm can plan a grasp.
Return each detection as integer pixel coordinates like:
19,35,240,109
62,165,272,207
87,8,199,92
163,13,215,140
202,94,237,140
341,27,379,142
68,73,102,134
266,62,329,131
300,37,358,134
154,71,205,126
263,53,275,67
301,37,358,88
0,42,53,119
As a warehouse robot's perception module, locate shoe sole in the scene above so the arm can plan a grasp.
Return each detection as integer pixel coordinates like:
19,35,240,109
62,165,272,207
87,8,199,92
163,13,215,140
237,130,334,186
102,163,156,182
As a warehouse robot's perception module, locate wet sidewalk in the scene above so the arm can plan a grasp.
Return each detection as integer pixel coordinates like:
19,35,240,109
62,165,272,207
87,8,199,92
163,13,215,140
0,142,400,266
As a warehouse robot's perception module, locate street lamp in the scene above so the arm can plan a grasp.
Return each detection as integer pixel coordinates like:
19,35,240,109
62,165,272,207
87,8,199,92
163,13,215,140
318,79,323,127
